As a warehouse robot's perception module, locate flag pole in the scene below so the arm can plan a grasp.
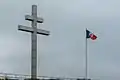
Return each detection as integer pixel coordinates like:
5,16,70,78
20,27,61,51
85,28,88,80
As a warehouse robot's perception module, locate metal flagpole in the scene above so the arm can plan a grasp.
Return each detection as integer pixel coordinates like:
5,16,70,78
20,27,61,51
85,28,88,80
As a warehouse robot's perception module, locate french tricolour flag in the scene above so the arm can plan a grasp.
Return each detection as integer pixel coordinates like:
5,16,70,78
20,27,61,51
86,29,97,40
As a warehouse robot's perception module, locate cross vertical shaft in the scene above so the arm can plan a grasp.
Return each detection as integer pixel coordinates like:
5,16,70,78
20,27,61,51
31,5,37,79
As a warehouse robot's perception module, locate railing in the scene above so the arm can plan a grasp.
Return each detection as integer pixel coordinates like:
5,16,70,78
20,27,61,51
0,72,88,80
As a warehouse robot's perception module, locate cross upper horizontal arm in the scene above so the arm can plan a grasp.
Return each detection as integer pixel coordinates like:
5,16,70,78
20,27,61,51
25,15,43,23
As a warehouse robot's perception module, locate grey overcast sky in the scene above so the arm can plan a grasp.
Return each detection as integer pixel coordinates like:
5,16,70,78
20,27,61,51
0,0,120,80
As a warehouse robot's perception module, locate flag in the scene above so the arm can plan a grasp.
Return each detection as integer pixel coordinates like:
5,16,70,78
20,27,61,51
86,29,97,40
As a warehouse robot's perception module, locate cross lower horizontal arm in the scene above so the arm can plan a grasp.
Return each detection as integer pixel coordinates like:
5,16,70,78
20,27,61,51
18,25,50,36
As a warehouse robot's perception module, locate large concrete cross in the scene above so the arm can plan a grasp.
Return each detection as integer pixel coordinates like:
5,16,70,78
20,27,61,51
18,5,50,79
